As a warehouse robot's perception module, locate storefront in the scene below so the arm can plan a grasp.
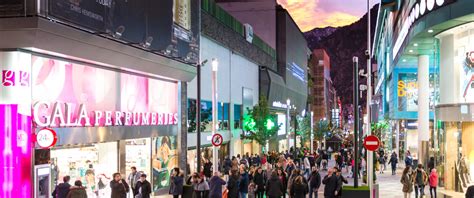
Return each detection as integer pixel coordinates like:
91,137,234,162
0,51,184,197
374,0,474,195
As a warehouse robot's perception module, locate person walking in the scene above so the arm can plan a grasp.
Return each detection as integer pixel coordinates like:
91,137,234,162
322,168,338,198
309,167,321,198
66,180,87,198
266,171,284,198
379,154,386,174
388,152,398,175
253,167,265,198
276,169,287,195
135,174,152,198
290,176,308,198
52,176,71,198
429,168,439,198
204,159,213,180
224,156,232,181
401,166,414,198
110,173,129,198
192,174,210,198
227,169,240,198
304,156,311,179
414,164,428,198
239,166,250,198
335,168,348,198
209,172,227,198
170,168,184,198
128,166,141,197
405,151,413,167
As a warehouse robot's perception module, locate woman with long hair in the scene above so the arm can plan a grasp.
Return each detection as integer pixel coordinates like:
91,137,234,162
401,166,414,198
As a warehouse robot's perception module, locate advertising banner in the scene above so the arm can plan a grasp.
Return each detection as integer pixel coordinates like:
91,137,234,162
397,73,438,112
151,136,177,193
461,51,474,102
31,55,179,128
48,0,200,64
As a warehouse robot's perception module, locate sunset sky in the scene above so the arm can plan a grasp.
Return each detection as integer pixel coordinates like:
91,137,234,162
277,0,379,32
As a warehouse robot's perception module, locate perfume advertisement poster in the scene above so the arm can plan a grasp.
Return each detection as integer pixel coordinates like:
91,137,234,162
151,136,178,193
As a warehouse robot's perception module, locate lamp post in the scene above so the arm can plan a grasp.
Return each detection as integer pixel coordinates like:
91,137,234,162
366,0,374,197
286,99,291,151
196,59,208,173
211,58,219,173
311,111,314,153
353,56,360,188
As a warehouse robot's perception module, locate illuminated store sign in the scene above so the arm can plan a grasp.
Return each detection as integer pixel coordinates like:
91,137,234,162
392,0,455,60
272,101,288,108
33,101,178,127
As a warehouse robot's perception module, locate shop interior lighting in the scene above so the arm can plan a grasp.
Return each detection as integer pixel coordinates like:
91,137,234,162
413,43,418,47
428,29,434,33
409,49,414,53
114,26,125,38
403,59,407,62
141,36,153,48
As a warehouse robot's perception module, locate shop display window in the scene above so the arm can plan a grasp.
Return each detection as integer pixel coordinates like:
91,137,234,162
125,138,151,180
51,142,118,198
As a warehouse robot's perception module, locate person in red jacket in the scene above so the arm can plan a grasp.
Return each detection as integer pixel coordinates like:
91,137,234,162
429,168,439,198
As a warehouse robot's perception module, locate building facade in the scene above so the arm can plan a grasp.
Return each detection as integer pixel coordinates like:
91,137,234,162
373,0,474,195
310,49,337,122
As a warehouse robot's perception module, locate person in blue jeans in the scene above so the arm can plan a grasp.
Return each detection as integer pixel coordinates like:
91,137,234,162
239,166,249,198
414,164,428,198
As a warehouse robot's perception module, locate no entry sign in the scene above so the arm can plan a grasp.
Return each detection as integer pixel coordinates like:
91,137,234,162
211,133,223,147
363,135,380,151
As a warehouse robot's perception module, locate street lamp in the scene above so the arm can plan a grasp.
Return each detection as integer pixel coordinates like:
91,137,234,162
366,0,374,197
311,111,314,153
211,58,218,173
196,59,208,173
286,99,291,151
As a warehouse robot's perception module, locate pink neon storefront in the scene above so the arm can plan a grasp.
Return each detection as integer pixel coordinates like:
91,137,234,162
0,51,180,197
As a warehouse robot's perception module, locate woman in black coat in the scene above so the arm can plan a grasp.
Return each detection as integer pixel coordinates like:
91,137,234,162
227,170,240,198
253,168,265,198
110,173,130,198
266,171,284,198
290,176,308,198
169,169,184,198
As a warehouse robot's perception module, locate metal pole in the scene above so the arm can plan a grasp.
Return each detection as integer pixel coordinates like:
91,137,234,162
211,59,219,173
311,111,314,154
197,63,202,173
287,99,290,151
367,0,374,197
353,56,359,188
294,110,297,160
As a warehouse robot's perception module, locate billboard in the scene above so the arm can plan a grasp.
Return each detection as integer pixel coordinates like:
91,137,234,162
397,73,437,112
48,0,199,64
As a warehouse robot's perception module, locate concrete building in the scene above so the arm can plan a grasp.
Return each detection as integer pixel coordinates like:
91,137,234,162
310,49,337,122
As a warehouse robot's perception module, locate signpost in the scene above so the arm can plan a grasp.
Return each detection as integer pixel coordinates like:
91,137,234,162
36,128,57,149
363,135,380,152
211,133,223,147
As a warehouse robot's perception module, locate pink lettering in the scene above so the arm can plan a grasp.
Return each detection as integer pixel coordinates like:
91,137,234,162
94,111,103,126
133,112,140,125
173,113,178,125
151,113,157,125
105,111,113,126
115,111,123,126
125,112,132,125
19,71,29,86
2,70,15,86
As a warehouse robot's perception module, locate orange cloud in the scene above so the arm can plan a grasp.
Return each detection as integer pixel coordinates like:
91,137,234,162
277,0,362,31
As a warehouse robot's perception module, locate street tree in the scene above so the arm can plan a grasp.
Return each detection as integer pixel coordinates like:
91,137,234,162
241,96,281,148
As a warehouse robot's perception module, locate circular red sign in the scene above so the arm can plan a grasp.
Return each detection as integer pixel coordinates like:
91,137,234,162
211,133,223,147
36,128,57,149
363,135,380,151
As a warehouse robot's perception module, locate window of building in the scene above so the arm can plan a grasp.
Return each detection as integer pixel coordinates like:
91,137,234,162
234,104,242,129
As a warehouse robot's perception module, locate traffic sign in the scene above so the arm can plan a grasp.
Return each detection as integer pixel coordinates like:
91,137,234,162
211,133,223,147
363,135,380,151
36,128,57,149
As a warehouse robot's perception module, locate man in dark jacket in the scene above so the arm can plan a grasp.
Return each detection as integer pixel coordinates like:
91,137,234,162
227,170,240,198
224,157,232,175
135,174,152,198
239,167,250,198
266,171,284,198
110,173,130,198
254,168,266,198
466,185,474,198
52,176,71,198
209,172,226,198
170,169,184,198
322,168,338,198
309,168,321,198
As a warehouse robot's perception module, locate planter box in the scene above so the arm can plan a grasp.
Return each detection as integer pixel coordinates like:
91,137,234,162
342,186,370,198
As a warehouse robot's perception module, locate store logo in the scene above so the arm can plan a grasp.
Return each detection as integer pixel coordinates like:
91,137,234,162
398,80,417,97
1,69,30,87
32,101,178,128
392,0,456,60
